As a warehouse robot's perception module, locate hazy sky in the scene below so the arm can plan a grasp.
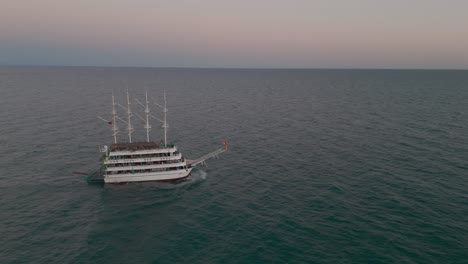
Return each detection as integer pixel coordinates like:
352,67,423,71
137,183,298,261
1,0,468,69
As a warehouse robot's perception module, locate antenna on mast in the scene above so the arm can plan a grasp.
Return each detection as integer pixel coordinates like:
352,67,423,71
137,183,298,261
111,91,119,144
126,89,134,143
163,89,168,147
144,88,151,142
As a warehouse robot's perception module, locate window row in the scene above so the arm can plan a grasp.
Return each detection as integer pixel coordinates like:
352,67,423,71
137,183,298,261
108,151,180,160
106,159,185,168
105,166,187,175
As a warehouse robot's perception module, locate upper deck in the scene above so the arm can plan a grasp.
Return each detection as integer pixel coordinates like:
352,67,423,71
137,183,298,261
108,142,177,156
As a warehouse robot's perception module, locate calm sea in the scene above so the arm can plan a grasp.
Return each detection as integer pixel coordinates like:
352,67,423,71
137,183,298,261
0,67,467,263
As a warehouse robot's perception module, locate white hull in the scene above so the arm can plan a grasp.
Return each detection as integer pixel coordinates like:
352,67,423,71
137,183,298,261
104,168,192,183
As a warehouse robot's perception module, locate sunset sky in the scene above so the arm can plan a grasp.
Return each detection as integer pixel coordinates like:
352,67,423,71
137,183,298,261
1,0,467,69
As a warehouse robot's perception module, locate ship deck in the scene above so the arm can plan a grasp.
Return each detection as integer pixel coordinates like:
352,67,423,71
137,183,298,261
110,142,174,151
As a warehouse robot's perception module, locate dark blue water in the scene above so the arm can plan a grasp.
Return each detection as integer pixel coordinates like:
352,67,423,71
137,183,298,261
0,67,467,263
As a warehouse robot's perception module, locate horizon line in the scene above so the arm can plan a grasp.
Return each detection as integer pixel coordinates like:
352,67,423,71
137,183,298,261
0,63,467,71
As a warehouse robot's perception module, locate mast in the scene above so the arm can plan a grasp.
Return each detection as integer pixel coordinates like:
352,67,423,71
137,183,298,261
126,89,134,143
144,88,151,142
111,91,119,144
163,89,168,147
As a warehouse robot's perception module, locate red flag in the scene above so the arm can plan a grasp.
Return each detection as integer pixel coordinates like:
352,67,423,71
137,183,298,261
107,121,112,125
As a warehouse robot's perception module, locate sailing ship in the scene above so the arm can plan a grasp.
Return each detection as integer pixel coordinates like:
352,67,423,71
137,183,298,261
85,89,227,184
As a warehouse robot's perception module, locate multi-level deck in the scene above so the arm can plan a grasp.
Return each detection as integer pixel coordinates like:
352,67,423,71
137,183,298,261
102,142,192,183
